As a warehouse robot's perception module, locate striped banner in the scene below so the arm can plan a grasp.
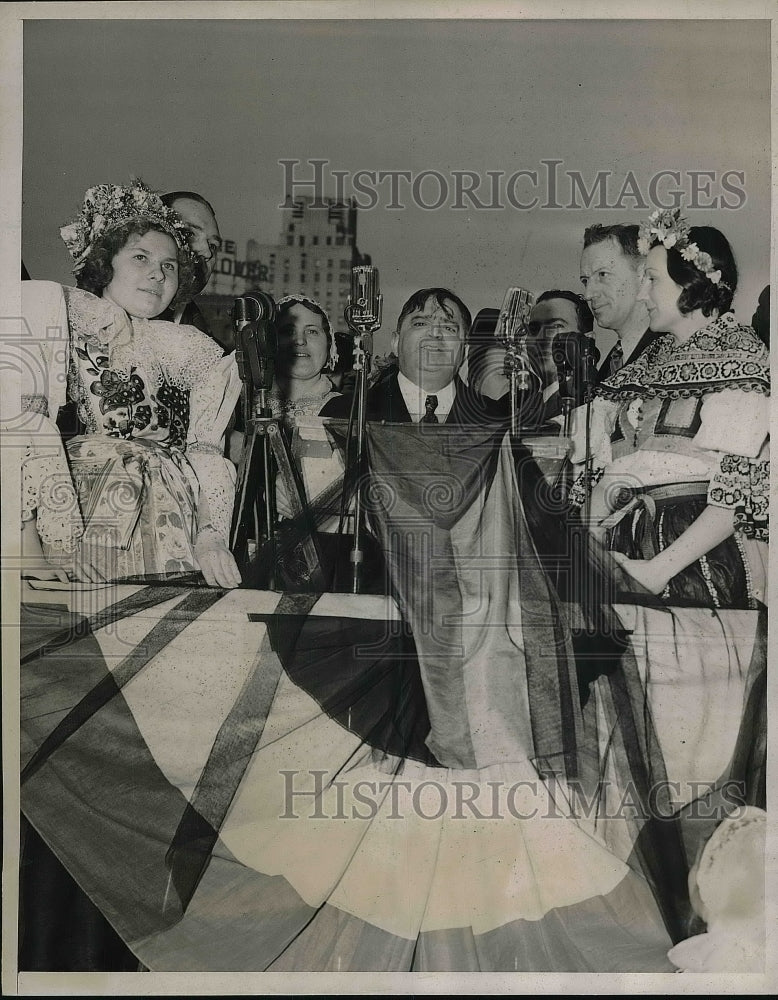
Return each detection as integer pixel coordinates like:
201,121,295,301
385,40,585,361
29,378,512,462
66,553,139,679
17,425,766,972
20,582,678,971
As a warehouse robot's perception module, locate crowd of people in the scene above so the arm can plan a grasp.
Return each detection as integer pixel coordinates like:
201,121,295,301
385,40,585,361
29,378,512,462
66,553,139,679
17,181,770,610
14,179,769,974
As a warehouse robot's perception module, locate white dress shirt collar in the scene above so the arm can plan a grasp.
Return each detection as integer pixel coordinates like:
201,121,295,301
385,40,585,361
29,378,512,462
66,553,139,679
397,371,456,422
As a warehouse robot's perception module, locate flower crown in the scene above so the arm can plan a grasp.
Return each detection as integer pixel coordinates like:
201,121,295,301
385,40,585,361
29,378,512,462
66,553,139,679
60,180,197,274
277,293,339,369
637,208,727,288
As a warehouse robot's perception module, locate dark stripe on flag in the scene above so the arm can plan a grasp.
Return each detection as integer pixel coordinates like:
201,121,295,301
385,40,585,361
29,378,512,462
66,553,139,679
163,592,319,913
727,604,767,807
20,584,187,671
85,584,197,634
601,644,691,943
22,589,225,785
513,476,582,779
364,422,588,775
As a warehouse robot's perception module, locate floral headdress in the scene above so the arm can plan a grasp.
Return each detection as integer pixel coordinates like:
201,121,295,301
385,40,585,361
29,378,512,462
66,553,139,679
637,208,727,288
277,293,339,370
60,180,197,275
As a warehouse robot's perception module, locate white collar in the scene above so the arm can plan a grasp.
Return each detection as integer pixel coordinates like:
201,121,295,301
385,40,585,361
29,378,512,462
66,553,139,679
397,370,456,421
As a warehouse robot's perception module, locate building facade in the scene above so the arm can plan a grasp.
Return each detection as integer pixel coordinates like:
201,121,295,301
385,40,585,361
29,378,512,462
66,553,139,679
199,196,371,352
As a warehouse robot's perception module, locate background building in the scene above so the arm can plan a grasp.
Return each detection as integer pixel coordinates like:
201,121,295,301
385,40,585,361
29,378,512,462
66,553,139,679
200,196,372,353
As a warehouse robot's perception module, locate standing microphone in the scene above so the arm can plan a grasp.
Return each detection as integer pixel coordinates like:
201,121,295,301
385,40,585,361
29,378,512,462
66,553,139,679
495,286,535,435
580,334,599,527
552,331,577,435
232,295,259,386
581,334,599,400
232,291,277,398
495,287,534,356
342,266,382,595
551,331,575,387
552,331,601,404
230,292,277,572
345,265,383,335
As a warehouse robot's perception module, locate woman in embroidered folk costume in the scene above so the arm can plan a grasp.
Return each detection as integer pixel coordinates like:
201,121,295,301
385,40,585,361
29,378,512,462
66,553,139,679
19,181,242,587
574,211,769,608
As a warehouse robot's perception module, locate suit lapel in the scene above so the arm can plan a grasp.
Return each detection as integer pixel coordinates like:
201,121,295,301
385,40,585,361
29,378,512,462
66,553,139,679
625,328,661,367
447,377,468,425
370,372,412,422
598,329,660,381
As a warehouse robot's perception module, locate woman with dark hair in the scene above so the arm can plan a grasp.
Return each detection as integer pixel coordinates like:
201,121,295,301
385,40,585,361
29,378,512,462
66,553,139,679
250,293,346,540
575,211,769,608
268,293,341,426
19,181,242,588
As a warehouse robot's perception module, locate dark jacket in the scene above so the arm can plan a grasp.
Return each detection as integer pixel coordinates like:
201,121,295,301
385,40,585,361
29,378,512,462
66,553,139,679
596,328,663,384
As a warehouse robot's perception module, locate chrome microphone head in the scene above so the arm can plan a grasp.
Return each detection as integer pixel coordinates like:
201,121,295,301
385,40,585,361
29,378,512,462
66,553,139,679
232,291,277,330
232,295,259,329
345,265,383,335
243,290,277,324
495,287,534,346
495,287,541,388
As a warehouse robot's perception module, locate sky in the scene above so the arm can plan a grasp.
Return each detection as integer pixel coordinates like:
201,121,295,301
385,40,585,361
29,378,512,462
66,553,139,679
20,14,771,354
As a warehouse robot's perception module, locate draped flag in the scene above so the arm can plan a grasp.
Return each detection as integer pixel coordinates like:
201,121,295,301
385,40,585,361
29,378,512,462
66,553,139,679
359,422,584,776
19,582,677,972
17,421,766,972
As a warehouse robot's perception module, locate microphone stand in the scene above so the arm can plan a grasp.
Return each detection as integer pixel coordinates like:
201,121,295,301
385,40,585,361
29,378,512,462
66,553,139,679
341,266,382,595
259,388,278,590
567,340,599,621
348,328,370,594
495,288,534,438
231,384,280,590
230,296,278,588
552,360,575,517
343,319,381,594
557,361,574,438
581,341,597,530
504,340,531,437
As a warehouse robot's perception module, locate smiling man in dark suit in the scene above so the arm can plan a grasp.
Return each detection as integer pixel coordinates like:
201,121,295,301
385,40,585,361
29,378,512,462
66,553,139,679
579,223,661,382
321,287,512,424
318,287,520,594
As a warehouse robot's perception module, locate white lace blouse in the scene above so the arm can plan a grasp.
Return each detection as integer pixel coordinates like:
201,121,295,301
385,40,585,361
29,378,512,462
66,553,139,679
17,281,241,550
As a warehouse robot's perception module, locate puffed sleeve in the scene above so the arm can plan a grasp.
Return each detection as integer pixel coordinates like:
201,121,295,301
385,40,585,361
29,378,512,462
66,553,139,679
693,387,769,459
14,283,83,552
186,350,242,544
694,388,770,540
708,443,770,541
17,410,84,553
19,280,71,418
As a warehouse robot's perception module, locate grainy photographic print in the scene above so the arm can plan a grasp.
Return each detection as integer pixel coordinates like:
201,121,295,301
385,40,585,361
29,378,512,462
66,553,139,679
1,2,773,996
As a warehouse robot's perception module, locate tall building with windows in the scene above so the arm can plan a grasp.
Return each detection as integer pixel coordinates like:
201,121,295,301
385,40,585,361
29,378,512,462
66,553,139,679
199,196,372,350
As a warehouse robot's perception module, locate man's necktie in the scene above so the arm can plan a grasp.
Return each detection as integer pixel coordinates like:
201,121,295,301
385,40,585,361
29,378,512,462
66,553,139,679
422,394,439,423
609,342,624,376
